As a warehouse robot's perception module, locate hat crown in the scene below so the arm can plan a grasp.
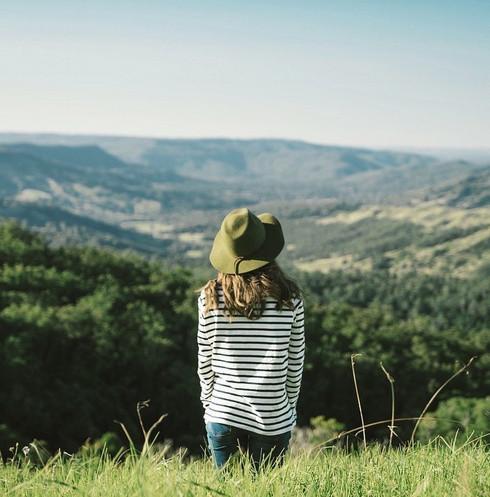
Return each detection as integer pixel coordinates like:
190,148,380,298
221,207,265,256
209,207,285,274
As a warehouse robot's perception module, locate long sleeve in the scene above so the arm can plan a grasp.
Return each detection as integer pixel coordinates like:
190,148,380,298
287,298,305,416
197,292,215,409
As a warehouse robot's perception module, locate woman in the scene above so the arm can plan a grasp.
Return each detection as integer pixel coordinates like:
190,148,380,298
196,207,305,470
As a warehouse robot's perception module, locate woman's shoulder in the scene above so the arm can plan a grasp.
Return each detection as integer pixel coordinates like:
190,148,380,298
198,288,208,308
292,294,304,311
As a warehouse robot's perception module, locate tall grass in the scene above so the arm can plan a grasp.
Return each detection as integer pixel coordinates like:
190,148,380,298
1,353,487,496
1,437,489,497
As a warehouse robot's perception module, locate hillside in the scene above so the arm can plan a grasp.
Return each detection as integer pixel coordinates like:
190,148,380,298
289,200,490,278
2,133,482,201
425,165,490,208
0,135,489,276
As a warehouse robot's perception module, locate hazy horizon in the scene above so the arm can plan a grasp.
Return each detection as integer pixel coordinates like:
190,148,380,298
2,130,490,155
1,1,489,148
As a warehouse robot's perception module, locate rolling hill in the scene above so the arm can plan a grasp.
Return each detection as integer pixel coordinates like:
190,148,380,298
0,133,489,276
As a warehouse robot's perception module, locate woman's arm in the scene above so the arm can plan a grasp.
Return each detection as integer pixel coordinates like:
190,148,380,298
286,298,305,417
197,292,215,408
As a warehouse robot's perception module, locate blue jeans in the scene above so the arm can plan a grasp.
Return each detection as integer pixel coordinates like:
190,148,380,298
205,421,292,470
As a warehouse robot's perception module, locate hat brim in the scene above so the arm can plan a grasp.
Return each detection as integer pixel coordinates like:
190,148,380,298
209,218,284,274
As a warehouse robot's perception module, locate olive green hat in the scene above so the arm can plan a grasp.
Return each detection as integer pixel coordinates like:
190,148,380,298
209,207,285,275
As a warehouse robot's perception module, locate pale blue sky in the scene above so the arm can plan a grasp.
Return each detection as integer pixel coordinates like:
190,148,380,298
1,1,489,147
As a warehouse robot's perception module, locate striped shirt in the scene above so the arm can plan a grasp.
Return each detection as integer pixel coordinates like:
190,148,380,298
197,287,305,436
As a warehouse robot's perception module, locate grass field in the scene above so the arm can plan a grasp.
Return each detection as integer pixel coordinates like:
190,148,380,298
2,438,489,497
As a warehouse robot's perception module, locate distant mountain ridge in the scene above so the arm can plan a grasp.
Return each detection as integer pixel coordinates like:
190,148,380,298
0,133,489,274
2,132,479,201
0,133,436,183
426,166,490,208
4,143,127,169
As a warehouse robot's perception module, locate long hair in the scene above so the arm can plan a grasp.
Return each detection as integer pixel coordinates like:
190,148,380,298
195,260,302,321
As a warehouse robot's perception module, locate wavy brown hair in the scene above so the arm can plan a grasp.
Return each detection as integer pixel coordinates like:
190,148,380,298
195,260,302,321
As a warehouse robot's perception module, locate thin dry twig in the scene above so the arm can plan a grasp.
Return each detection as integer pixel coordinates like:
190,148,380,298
141,413,168,457
310,415,463,450
137,399,151,439
351,353,366,449
115,399,168,457
410,356,478,445
380,361,397,448
113,419,136,452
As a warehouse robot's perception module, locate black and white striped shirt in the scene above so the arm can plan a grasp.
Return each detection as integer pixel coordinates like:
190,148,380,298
197,287,305,435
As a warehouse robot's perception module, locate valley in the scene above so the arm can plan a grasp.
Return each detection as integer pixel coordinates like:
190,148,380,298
1,133,489,278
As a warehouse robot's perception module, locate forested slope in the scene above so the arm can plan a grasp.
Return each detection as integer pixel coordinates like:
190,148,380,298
0,221,488,456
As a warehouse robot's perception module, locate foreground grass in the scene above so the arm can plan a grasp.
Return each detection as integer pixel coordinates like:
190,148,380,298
1,440,489,497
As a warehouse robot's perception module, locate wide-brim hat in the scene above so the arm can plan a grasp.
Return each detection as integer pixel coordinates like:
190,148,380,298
209,207,285,274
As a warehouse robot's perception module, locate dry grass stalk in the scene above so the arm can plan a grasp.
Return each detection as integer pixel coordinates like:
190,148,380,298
380,361,397,448
351,353,366,449
410,356,477,445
